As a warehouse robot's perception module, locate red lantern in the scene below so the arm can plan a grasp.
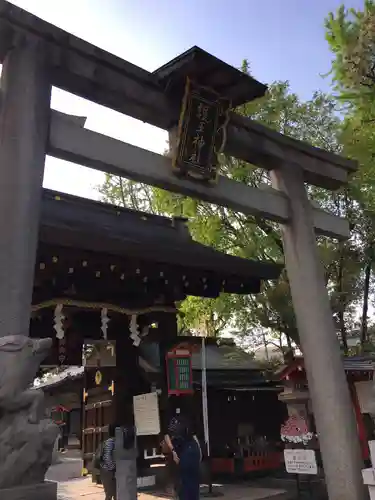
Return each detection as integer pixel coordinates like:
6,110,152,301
166,348,193,395
51,405,68,425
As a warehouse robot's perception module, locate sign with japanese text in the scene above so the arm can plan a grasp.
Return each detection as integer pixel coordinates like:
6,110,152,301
133,392,161,436
166,348,193,395
173,78,230,183
284,449,317,475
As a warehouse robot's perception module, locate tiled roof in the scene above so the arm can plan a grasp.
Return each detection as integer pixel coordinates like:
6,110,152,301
191,344,261,371
34,342,266,391
33,365,83,390
277,356,375,380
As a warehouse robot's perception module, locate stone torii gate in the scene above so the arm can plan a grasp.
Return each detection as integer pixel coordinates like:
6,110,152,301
0,2,366,500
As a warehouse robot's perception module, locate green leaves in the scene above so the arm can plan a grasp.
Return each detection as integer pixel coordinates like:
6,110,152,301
98,68,371,353
325,1,375,106
325,2,375,351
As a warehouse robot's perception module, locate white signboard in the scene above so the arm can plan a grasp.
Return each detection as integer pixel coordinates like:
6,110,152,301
133,392,160,436
284,449,317,475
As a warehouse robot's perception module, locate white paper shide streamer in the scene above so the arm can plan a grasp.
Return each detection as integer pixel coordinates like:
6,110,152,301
101,308,110,340
130,314,141,346
53,304,65,339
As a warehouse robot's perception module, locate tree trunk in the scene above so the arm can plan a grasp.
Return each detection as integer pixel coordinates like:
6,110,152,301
361,258,372,348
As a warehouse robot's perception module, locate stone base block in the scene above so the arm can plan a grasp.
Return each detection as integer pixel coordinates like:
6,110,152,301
0,481,57,500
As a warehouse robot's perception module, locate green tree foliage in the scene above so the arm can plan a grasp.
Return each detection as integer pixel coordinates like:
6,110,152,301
326,1,375,104
155,81,366,348
99,77,365,351
98,175,160,215
326,2,375,347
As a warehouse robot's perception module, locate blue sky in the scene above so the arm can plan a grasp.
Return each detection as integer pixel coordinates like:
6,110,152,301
9,0,365,199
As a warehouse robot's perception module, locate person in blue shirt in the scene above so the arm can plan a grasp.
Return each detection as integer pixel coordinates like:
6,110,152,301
164,414,202,500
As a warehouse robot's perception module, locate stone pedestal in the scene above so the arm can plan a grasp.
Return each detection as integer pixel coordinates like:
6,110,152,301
115,428,137,500
117,459,137,500
0,481,57,500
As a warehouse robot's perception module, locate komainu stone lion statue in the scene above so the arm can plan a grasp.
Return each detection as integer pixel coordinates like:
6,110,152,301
0,335,59,489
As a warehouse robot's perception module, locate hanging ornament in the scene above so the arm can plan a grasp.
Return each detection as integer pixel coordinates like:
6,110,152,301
58,337,67,365
101,308,110,340
53,304,65,339
130,314,141,346
95,370,103,386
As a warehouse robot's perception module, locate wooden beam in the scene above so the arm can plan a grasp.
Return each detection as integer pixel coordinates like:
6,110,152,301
48,112,350,240
0,1,357,191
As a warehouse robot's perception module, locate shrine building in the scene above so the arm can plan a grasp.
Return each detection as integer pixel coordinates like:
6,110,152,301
30,188,283,479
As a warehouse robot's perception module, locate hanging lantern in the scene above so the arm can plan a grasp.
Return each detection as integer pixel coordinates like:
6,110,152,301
166,347,193,395
51,405,68,425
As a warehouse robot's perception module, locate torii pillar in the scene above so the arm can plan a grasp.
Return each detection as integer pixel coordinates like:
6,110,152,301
0,35,57,500
271,164,367,500
0,35,51,338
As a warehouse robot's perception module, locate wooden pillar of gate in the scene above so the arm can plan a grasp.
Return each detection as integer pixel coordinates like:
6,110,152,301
112,316,138,426
0,35,51,338
271,165,366,500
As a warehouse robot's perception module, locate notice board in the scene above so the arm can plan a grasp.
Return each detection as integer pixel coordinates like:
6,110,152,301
133,392,160,436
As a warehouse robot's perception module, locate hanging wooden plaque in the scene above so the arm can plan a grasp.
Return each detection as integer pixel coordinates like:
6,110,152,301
173,78,230,183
